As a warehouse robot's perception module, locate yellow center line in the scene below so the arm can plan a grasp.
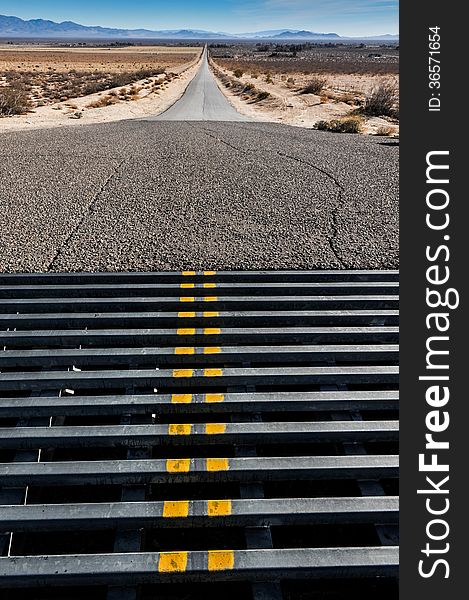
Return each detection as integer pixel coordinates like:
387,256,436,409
178,311,196,318
205,423,226,434
167,458,191,473
204,296,218,302
204,270,217,276
180,283,195,289
204,328,221,335
204,368,223,377
182,271,196,276
169,424,192,435
177,328,196,335
173,369,194,378
180,296,195,302
203,283,217,289
206,458,229,472
174,347,195,355
207,499,232,517
163,500,190,518
203,311,219,317
205,393,225,403
158,551,188,572
171,393,192,404
208,550,235,571
203,346,221,354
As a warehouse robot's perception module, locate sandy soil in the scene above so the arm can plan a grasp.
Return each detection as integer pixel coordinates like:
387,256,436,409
0,50,202,132
0,45,200,71
211,61,399,136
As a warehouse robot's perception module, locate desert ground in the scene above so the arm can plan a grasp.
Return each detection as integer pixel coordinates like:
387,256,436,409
209,42,399,135
0,41,398,135
0,43,203,130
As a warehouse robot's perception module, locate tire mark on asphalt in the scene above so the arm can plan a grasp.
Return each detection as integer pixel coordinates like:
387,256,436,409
46,157,126,271
190,122,346,267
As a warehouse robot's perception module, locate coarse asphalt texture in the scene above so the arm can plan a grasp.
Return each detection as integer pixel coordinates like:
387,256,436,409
0,50,398,272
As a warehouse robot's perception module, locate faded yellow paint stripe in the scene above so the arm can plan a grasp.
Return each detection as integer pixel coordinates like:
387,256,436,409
177,328,196,335
208,550,234,571
204,328,221,335
182,271,196,276
180,283,195,289
163,500,189,518
204,346,221,354
169,424,192,436
204,296,218,302
203,311,219,317
203,283,217,289
206,458,229,472
207,499,232,517
158,551,188,572
204,368,223,377
173,369,194,378
167,458,191,473
174,347,195,355
171,393,192,404
205,423,226,434
206,393,224,403
204,270,217,275
178,311,196,318
180,296,195,303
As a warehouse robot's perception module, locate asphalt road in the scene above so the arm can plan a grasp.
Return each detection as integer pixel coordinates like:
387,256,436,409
0,57,399,272
155,48,248,121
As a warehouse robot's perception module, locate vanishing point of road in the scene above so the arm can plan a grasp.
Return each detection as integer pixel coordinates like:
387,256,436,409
0,49,399,272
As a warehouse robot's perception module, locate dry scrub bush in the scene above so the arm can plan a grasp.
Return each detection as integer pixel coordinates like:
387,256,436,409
375,126,396,136
315,116,362,134
300,76,327,95
256,91,270,101
87,94,119,109
363,80,398,117
0,85,31,116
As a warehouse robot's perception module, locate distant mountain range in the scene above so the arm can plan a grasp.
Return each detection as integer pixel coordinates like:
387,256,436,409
0,15,398,40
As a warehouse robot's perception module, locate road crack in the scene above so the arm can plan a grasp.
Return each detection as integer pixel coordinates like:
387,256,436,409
190,123,346,267
46,157,126,271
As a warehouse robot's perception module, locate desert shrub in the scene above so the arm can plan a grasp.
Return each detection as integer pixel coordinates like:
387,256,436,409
87,94,119,109
265,73,273,83
0,85,31,116
375,126,396,136
256,91,270,101
314,116,362,134
233,69,244,78
363,80,398,117
300,76,327,95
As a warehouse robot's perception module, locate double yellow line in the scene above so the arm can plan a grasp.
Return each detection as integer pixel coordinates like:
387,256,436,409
158,549,235,572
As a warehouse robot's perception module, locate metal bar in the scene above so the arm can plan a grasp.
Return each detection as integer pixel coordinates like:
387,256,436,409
0,547,399,587
0,420,399,449
0,309,399,329
0,365,399,391
0,496,399,532
0,390,399,418
0,326,399,348
0,270,399,285
0,455,399,486
0,281,399,299
0,295,399,313
0,344,399,369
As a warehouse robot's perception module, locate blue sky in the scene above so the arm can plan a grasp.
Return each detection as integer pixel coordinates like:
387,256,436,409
1,1,399,36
